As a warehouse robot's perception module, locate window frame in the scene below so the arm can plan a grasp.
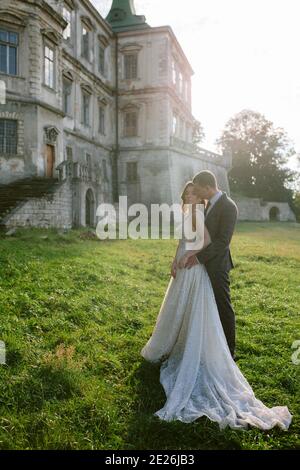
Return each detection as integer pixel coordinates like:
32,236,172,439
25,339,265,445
62,4,72,42
172,114,178,135
98,105,105,135
172,61,177,86
81,89,90,127
0,28,19,76
102,159,108,181
98,43,105,76
127,161,138,183
62,77,72,115
81,23,90,61
124,109,138,137
0,118,18,155
124,53,138,80
43,42,55,89
65,145,73,162
178,72,183,95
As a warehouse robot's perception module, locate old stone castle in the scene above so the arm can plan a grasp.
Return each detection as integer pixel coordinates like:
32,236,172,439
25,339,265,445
0,0,294,228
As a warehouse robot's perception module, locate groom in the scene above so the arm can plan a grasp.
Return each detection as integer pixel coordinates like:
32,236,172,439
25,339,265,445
185,170,238,360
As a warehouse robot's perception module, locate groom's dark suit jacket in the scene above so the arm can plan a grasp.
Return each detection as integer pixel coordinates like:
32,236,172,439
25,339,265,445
196,192,238,358
196,192,238,274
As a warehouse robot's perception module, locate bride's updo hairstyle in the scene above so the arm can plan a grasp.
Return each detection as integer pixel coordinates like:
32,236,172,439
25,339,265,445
180,181,205,213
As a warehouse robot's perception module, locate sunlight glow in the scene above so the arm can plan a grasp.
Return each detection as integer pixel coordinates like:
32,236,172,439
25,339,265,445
93,0,300,165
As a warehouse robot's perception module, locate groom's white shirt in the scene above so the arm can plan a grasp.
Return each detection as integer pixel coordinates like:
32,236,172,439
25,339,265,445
205,190,223,217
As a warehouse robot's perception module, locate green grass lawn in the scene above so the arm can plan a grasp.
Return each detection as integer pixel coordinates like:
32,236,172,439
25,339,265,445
0,222,299,450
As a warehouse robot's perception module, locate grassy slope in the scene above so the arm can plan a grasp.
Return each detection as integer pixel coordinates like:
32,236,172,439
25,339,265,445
0,223,299,450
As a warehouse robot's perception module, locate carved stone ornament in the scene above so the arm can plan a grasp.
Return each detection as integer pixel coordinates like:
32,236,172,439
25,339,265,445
0,9,27,27
41,28,62,45
44,126,60,144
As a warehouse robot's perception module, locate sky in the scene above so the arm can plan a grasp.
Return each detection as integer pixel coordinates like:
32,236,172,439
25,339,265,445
92,0,300,169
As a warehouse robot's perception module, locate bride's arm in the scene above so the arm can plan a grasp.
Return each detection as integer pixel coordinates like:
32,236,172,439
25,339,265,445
178,227,210,266
171,239,181,278
172,240,180,262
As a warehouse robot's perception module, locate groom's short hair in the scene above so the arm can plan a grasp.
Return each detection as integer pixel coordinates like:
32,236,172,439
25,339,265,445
193,170,217,189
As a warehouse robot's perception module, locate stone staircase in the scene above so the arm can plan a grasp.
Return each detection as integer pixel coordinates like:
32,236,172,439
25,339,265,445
0,177,63,228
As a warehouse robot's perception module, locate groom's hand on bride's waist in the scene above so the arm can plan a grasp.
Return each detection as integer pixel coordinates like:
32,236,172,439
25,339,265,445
185,255,201,269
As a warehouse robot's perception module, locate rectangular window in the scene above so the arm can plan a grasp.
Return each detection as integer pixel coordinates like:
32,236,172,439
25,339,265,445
124,54,137,79
0,29,18,75
44,45,54,88
184,81,188,102
66,146,73,161
86,153,92,178
63,79,72,114
0,119,17,155
172,61,176,85
179,72,183,94
98,44,105,75
127,162,137,182
63,6,72,41
102,159,108,181
172,115,177,135
82,92,90,126
124,111,137,137
99,106,105,134
86,153,91,165
81,25,89,60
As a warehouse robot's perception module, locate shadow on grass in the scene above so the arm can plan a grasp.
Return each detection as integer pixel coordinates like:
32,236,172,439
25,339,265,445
123,360,244,450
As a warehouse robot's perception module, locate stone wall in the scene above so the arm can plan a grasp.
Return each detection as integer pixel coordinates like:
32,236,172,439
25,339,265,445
118,147,231,209
234,195,296,222
3,180,73,229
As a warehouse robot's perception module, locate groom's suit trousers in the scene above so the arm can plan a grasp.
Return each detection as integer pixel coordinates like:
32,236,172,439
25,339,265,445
206,269,236,358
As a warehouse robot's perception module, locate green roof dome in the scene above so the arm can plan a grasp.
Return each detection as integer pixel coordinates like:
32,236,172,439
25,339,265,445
106,0,150,32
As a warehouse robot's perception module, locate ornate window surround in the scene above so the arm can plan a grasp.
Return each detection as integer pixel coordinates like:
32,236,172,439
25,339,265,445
120,42,143,54
98,34,109,48
0,9,27,28
62,68,74,82
120,43,143,81
43,125,60,145
41,28,62,46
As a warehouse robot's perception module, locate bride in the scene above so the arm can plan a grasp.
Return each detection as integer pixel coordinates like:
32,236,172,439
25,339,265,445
140,181,292,431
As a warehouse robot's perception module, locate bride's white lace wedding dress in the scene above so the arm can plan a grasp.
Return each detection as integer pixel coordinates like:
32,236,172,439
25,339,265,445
140,208,292,430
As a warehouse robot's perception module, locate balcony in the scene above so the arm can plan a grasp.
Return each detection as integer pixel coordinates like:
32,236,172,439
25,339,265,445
170,136,232,169
56,160,102,184
170,136,195,153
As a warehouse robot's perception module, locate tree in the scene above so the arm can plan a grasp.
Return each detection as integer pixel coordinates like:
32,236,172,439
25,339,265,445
217,109,296,202
291,192,300,222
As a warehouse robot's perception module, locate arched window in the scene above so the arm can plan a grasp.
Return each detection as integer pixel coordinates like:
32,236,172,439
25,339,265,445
85,189,95,227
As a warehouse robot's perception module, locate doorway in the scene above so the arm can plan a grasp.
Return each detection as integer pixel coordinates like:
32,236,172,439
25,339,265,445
45,144,55,177
269,206,280,221
85,189,95,227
